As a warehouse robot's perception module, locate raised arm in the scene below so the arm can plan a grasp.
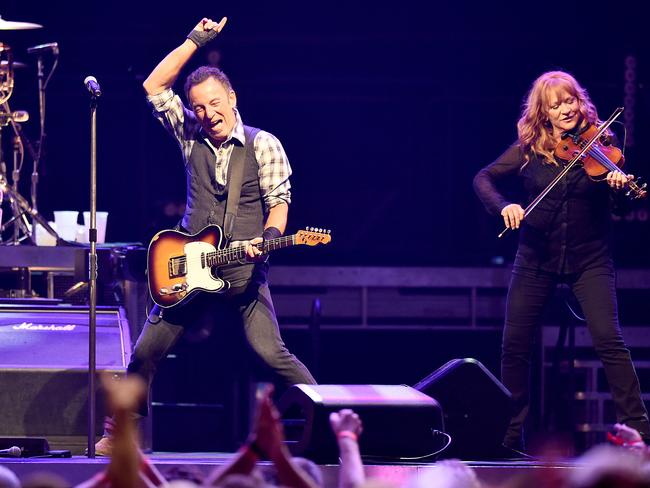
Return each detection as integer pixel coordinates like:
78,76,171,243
143,17,227,96
205,386,318,488
76,375,149,488
330,409,365,488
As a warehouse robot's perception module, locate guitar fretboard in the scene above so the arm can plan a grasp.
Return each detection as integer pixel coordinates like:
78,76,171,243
206,235,297,267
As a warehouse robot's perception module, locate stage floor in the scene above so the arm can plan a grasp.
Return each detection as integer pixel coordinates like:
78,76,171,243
1,452,581,486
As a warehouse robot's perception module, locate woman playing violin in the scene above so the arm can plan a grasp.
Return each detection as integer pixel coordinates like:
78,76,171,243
473,70,649,451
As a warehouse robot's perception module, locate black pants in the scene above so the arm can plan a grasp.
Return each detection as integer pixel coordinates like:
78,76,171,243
127,280,316,417
502,263,649,449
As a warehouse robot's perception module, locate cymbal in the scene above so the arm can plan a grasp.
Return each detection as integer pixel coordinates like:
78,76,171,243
0,16,43,30
0,60,28,70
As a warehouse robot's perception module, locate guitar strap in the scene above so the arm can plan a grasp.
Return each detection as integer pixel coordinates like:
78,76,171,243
223,126,253,244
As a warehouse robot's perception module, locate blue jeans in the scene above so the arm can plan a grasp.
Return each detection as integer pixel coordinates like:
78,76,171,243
127,280,316,416
502,263,649,449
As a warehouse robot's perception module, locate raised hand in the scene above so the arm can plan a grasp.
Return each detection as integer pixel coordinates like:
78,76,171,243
613,423,645,446
250,385,286,460
101,373,146,414
194,17,228,34
329,409,363,438
187,17,228,49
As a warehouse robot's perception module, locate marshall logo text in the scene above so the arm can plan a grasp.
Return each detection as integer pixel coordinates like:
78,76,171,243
10,322,77,331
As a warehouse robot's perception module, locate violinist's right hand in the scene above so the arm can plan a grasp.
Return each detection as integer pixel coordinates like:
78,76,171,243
501,204,525,230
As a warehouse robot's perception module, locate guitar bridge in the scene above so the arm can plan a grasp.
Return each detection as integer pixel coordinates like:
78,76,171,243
168,256,187,278
159,282,188,296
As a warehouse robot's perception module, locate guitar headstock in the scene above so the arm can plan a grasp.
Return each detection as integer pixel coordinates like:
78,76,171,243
295,227,332,246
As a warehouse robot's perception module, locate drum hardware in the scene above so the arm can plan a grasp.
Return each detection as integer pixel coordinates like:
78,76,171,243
0,16,43,30
0,20,60,245
0,43,14,105
1,60,27,70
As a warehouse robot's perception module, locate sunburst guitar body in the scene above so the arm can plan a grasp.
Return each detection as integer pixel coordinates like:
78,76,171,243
147,225,331,308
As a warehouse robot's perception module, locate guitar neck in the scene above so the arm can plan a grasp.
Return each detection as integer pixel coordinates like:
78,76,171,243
207,235,297,267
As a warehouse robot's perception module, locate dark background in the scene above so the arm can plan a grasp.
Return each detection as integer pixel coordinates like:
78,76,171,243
2,0,648,267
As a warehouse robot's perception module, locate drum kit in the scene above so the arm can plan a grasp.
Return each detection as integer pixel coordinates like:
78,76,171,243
0,15,60,245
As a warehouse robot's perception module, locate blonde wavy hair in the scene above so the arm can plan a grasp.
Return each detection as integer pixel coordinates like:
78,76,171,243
517,71,603,166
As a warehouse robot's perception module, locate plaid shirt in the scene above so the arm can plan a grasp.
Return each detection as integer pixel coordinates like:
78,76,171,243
147,88,292,210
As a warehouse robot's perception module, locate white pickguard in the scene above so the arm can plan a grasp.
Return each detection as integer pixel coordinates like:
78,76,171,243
183,241,225,293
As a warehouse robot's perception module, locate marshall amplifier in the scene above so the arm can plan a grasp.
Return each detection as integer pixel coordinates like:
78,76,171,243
0,303,131,454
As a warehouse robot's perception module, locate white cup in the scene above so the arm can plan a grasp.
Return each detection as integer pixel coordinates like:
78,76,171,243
83,211,109,244
53,211,79,241
75,225,86,243
35,221,58,246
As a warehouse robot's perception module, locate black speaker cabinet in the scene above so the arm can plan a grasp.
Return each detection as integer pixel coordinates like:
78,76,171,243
414,358,512,459
277,384,444,462
0,303,131,454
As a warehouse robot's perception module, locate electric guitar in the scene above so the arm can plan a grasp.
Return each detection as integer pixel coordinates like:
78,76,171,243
147,224,331,308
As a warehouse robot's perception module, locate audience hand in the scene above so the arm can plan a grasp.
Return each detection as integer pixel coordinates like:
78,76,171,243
249,385,287,461
330,409,363,439
101,373,146,414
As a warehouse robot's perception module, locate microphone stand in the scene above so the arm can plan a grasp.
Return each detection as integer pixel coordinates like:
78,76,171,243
30,46,59,215
32,55,45,213
12,130,27,243
86,91,99,458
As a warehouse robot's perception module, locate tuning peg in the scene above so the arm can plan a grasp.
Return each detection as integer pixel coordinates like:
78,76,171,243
327,229,331,234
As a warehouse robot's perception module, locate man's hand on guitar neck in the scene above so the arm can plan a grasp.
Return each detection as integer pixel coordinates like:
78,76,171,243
245,237,267,263
245,225,283,263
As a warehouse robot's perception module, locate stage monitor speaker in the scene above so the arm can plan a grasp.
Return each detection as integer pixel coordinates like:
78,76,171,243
414,358,512,459
277,384,444,462
0,303,131,454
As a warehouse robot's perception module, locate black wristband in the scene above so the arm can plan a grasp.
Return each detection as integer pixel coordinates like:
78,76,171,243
262,226,282,242
186,28,219,48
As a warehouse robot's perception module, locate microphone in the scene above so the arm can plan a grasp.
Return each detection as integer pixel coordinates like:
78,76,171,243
27,42,59,56
0,446,22,457
84,75,102,97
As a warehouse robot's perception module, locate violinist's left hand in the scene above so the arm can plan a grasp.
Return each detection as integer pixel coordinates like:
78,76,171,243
606,172,634,190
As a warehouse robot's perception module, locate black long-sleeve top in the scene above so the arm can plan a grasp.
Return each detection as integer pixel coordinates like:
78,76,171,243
473,143,621,274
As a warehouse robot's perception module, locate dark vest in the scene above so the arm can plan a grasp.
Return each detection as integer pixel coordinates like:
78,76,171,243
181,125,267,290
181,125,264,240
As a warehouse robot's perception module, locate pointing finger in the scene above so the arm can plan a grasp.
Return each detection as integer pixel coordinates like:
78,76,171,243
216,17,228,32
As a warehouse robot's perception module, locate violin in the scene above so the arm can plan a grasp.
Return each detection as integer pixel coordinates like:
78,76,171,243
498,107,646,238
555,123,647,199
